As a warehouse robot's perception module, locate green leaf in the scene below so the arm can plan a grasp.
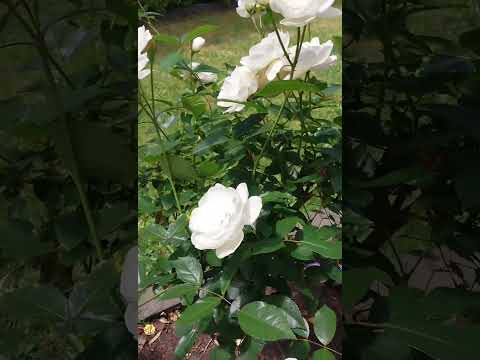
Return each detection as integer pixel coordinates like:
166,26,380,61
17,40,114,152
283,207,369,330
300,225,341,259
255,80,327,98
287,341,311,359
182,95,207,119
157,284,199,301
0,286,67,323
383,219,432,256
176,297,221,327
238,301,296,341
138,195,158,215
161,155,196,181
144,214,189,246
312,349,336,360
181,24,219,44
314,305,337,345
69,261,117,318
290,245,315,260
266,295,310,338
194,64,220,74
353,167,432,188
0,220,51,258
343,267,393,310
142,140,179,161
261,191,297,206
206,251,223,267
275,217,304,238
154,33,180,46
173,256,203,286
174,329,198,360
219,248,251,295
250,239,285,255
210,347,233,360
237,338,265,360
193,130,229,155
54,212,88,250
159,52,185,72
198,160,221,177
384,286,480,360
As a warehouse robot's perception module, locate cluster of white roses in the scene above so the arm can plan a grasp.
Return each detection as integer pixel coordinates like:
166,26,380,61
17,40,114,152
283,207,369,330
237,0,341,27
218,0,340,113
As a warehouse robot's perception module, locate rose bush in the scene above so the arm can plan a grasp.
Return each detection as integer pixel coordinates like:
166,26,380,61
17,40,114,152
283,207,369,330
138,1,342,358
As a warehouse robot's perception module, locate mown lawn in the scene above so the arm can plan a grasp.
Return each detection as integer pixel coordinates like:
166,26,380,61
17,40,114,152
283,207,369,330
139,6,342,145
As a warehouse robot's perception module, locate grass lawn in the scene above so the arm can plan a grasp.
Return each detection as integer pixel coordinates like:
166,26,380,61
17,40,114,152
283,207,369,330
139,6,342,145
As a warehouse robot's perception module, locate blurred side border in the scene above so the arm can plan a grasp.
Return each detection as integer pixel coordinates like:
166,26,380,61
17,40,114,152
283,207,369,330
0,0,137,358
343,0,480,359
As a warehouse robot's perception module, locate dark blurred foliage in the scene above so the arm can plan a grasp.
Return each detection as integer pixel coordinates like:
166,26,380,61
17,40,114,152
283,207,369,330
343,0,480,359
0,0,137,358
138,0,234,15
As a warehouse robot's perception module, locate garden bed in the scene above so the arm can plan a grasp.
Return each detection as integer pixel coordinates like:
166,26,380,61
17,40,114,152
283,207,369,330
138,283,342,359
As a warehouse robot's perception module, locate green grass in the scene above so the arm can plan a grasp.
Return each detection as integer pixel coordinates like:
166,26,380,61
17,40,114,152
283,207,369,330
139,8,342,144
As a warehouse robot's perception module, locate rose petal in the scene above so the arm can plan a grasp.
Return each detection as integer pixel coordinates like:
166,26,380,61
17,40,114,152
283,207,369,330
280,15,317,27
236,183,249,204
138,69,151,80
215,230,245,259
192,232,217,250
316,0,336,14
266,59,287,81
246,196,262,225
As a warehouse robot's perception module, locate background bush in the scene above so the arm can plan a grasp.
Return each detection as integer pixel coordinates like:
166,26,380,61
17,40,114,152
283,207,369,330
140,0,233,13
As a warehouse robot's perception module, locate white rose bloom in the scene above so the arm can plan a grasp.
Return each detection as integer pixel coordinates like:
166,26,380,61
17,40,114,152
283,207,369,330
189,183,263,258
192,36,206,52
290,38,337,79
120,246,138,339
218,66,258,113
138,26,152,80
237,0,257,17
240,31,290,73
268,38,336,80
270,0,340,27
